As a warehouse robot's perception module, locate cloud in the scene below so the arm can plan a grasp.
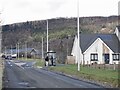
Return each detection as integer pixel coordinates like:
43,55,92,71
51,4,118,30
47,0,66,12
14,0,30,9
0,0,119,25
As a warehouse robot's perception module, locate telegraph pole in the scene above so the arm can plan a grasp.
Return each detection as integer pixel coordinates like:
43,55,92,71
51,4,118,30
47,20,48,53
18,43,19,60
42,36,44,59
11,45,12,56
16,44,17,58
25,42,27,60
77,0,80,71
5,47,6,56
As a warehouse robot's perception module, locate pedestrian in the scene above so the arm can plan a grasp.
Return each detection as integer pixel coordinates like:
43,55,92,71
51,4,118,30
45,56,49,67
50,56,53,66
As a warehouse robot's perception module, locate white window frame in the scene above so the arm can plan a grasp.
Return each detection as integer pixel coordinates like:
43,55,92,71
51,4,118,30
91,53,98,61
112,53,120,61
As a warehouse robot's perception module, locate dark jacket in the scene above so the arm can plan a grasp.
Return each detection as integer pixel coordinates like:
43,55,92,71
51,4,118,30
45,56,49,61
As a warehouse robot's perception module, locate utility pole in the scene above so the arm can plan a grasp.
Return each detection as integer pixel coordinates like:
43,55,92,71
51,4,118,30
16,44,17,58
5,47,6,56
47,20,48,53
77,0,80,71
11,45,12,56
18,43,19,60
42,36,44,59
25,42,27,60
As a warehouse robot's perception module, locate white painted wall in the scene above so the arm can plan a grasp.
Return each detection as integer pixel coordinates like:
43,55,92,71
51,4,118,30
83,38,114,65
113,61,120,64
83,38,103,64
71,36,83,64
71,36,78,63
109,50,114,64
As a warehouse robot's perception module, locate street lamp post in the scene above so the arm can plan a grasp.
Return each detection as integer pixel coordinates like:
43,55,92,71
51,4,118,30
47,20,49,53
77,0,80,71
0,27,1,58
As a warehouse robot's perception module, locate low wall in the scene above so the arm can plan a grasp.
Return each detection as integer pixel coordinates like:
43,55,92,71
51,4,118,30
84,63,120,70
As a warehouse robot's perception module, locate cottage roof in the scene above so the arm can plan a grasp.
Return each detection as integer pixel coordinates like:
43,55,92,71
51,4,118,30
80,34,120,53
116,26,120,32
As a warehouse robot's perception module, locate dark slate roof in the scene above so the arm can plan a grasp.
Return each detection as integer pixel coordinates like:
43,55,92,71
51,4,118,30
116,26,120,32
80,34,120,53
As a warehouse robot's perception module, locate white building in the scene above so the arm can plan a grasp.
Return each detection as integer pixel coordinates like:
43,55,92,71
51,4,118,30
71,26,120,65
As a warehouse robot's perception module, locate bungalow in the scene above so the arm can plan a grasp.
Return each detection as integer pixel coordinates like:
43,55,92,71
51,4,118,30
71,26,120,65
4,48,41,58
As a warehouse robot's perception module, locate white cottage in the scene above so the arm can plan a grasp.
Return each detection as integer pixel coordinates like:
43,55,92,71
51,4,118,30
71,26,120,65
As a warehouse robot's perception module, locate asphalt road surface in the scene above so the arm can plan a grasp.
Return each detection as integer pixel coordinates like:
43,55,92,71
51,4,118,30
3,59,105,89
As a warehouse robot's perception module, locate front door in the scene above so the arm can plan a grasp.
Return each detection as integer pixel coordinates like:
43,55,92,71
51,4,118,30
104,54,109,64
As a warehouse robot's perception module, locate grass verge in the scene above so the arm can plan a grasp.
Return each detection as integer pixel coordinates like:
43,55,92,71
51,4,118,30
48,64,119,88
18,58,45,67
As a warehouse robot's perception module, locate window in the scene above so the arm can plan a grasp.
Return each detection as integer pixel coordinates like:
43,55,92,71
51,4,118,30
112,54,120,61
91,54,98,61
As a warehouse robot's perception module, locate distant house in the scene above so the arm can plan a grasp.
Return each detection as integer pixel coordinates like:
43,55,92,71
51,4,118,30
30,48,40,58
4,48,41,58
71,26,120,65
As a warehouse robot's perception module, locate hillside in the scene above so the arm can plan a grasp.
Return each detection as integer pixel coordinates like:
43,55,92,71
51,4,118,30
2,16,119,63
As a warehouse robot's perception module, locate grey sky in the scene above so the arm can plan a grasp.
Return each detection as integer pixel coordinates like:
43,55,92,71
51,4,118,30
0,0,119,25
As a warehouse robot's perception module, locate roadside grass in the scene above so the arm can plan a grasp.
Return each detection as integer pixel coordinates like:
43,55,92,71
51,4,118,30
48,64,119,87
18,58,45,67
35,59,44,67
17,58,36,61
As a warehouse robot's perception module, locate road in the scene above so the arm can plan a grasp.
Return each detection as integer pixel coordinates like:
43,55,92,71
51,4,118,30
3,59,105,88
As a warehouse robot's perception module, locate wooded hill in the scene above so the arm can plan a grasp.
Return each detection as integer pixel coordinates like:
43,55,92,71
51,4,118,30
2,16,119,63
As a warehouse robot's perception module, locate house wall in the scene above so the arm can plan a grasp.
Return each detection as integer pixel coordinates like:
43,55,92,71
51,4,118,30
71,36,83,64
83,38,114,65
113,61,120,64
71,36,77,63
83,38,103,64
103,43,109,53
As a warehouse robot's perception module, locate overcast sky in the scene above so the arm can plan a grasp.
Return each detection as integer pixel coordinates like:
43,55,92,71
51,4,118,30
0,0,119,25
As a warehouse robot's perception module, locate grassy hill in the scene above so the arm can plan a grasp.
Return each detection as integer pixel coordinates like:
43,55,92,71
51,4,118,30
2,16,119,63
